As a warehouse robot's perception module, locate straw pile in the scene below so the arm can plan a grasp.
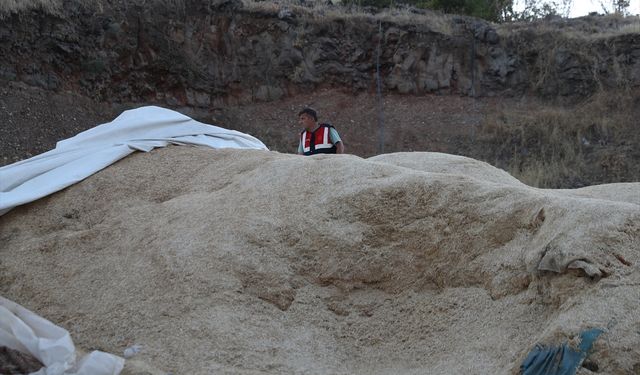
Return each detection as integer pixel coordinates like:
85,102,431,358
1,147,638,374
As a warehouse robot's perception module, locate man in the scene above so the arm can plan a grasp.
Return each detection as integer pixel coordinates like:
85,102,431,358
297,108,345,155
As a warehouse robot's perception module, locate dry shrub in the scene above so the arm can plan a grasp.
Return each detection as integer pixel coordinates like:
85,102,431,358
0,0,103,18
481,89,639,188
498,13,640,41
0,0,62,16
240,0,453,34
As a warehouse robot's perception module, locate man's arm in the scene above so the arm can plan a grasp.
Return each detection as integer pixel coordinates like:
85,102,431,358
329,127,345,154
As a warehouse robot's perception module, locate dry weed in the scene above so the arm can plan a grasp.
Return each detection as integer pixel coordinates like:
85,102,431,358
482,89,640,188
0,0,62,16
498,13,640,41
481,89,639,188
240,0,453,34
0,0,104,18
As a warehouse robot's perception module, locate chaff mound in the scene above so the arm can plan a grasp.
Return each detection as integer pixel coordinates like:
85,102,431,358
1,147,638,374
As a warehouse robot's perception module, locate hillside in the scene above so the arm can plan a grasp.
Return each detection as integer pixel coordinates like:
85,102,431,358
1,147,639,374
1,1,640,187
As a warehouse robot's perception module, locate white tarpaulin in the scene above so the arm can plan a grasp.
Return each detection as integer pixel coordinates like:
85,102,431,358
0,296,125,375
0,106,268,215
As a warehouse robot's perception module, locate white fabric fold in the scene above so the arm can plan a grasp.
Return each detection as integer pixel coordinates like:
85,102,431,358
0,106,268,215
0,296,125,375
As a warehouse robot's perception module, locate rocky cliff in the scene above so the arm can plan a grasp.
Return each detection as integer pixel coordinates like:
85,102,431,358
2,0,639,107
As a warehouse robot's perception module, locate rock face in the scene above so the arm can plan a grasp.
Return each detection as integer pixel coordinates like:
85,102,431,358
1,1,639,106
1,147,639,374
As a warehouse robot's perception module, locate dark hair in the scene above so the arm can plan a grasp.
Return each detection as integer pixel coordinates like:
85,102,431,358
298,107,317,121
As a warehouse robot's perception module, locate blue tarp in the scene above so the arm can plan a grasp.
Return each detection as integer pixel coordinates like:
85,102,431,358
521,328,604,375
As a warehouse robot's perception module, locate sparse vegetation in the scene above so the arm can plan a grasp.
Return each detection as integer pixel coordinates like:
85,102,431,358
240,0,640,38
498,13,640,40
240,0,456,33
0,0,62,16
480,89,639,188
0,0,104,18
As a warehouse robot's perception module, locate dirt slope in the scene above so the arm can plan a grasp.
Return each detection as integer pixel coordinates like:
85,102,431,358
1,147,638,374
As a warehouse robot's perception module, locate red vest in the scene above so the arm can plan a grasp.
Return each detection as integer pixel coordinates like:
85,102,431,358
301,124,337,155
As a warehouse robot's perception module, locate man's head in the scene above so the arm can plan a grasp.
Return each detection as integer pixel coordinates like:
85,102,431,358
298,107,317,121
298,107,317,131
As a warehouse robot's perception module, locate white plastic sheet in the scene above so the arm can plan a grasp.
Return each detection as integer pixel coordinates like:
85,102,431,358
0,106,268,215
0,296,124,375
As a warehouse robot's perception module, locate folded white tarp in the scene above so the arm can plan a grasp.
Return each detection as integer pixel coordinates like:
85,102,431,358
0,296,125,375
0,106,268,215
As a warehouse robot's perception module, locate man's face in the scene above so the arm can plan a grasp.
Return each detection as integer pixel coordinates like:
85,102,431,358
299,113,316,130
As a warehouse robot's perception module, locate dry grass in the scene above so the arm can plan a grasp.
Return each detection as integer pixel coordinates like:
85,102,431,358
498,13,640,41
241,0,455,34
617,20,640,34
0,0,62,16
480,89,639,188
0,0,103,18
1,0,454,34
